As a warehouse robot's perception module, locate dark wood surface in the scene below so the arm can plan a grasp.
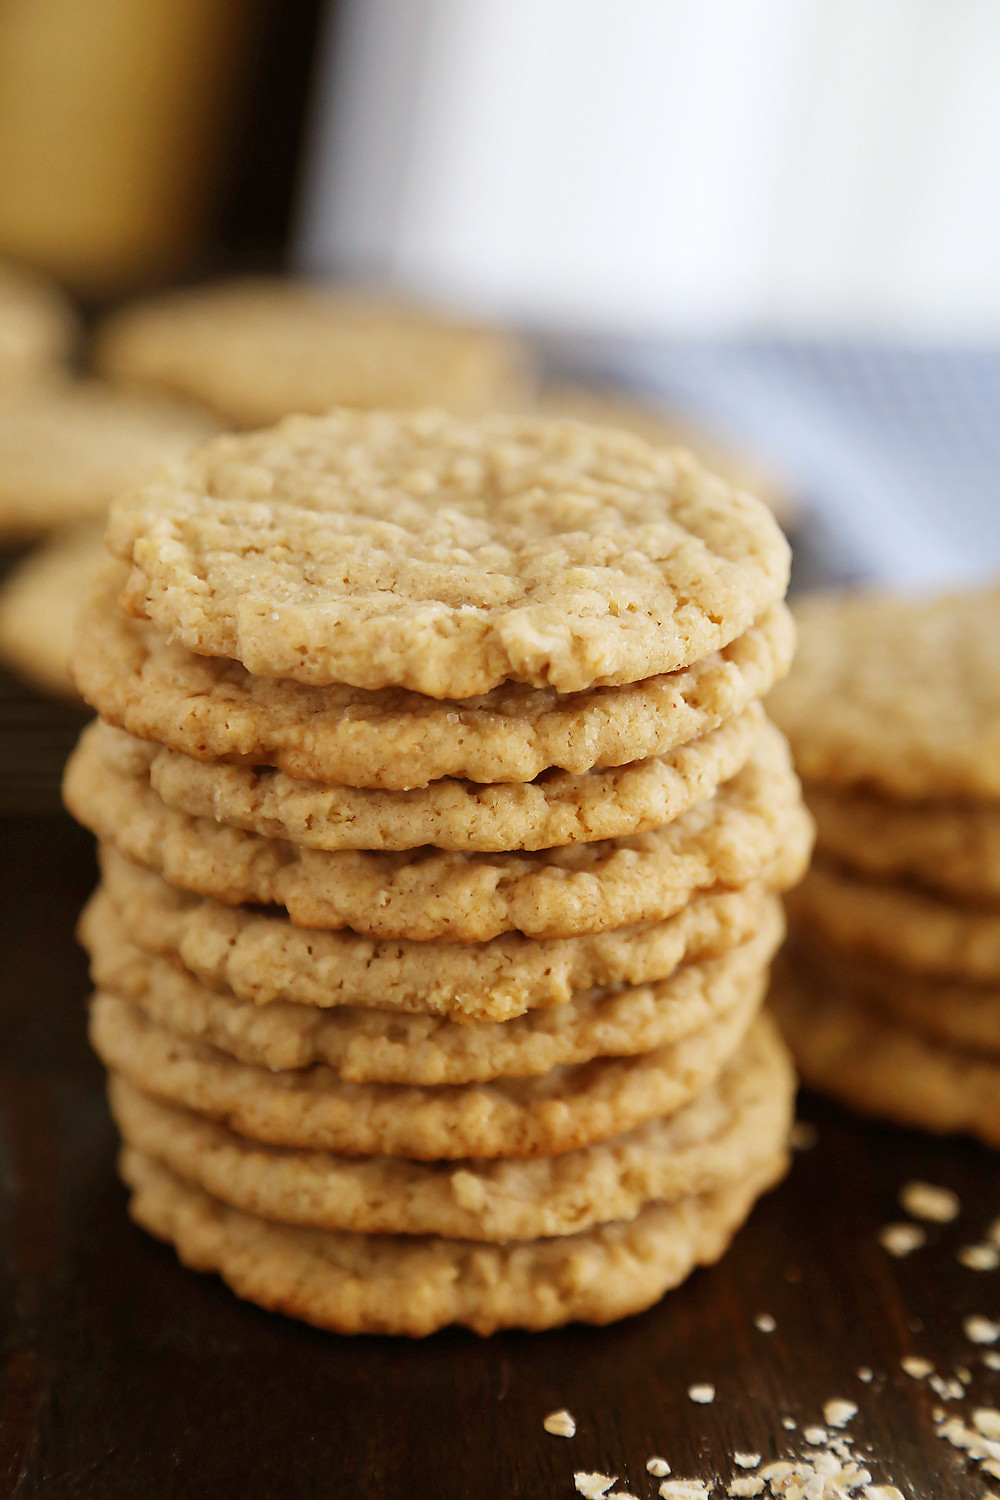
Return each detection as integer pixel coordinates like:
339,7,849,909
1,705,999,1499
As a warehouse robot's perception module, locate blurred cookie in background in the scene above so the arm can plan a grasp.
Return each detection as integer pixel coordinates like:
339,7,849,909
95,278,535,427
535,384,797,529
0,259,76,383
0,524,114,698
0,380,218,540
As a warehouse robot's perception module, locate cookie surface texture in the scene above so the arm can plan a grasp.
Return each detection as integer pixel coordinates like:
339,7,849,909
73,585,795,787
769,586,1000,799
97,845,785,1021
107,1014,794,1241
121,1146,787,1335
106,410,791,696
88,988,760,1160
65,720,811,940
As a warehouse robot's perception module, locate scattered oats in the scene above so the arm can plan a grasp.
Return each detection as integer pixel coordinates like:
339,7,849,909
688,1384,715,1405
957,1366,973,1384
789,1121,818,1150
966,1316,1000,1345
857,1368,873,1383
727,1481,763,1498
936,1412,1000,1484
803,1427,828,1445
647,1459,671,1478
958,1244,1000,1271
975,1410,1000,1440
575,1474,616,1499
760,1463,794,1483
900,1181,960,1222
901,1356,933,1379
781,1417,797,1430
733,1454,760,1470
544,1408,576,1437
606,1492,633,1499
878,1223,926,1257
754,1314,776,1334
985,1352,1000,1370
929,1374,964,1401
864,1489,904,1499
823,1400,858,1428
658,1484,711,1500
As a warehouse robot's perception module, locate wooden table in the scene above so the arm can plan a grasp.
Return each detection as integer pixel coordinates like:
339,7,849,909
2,712,999,1499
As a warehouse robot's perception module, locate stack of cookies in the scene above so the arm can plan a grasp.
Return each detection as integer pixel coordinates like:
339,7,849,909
65,410,812,1336
769,586,1000,1147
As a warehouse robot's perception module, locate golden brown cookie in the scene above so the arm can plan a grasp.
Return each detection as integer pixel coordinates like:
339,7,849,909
787,861,1000,982
106,411,791,696
98,844,788,1021
0,380,217,537
769,585,1000,800
96,279,533,426
0,524,111,697
96,703,763,852
73,583,795,788
808,783,1000,905
120,1146,787,1335
107,1014,794,1241
89,987,760,1160
0,260,76,383
772,951,1000,1147
82,885,783,1081
64,719,811,940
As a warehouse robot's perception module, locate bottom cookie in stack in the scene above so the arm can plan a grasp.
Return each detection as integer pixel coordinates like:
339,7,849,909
79,854,795,1336
769,584,1000,1146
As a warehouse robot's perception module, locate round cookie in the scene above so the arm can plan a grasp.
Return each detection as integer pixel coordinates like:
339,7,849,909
88,988,760,1160
82,886,783,1081
787,936,1000,1058
0,380,218,537
95,279,533,426
0,260,76,383
769,586,1000,800
120,1146,787,1335
98,846,790,1021
0,524,111,697
787,861,1000,983
65,719,811,941
772,954,1000,1147
105,410,791,697
808,784,1000,905
100,703,763,853
107,1014,794,1241
73,584,795,788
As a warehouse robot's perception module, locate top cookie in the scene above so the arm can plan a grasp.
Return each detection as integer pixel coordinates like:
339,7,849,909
0,380,218,537
95,279,532,426
107,411,791,698
769,586,1000,800
0,260,76,384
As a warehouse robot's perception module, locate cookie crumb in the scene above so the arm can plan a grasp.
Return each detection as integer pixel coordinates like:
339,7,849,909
658,1483,711,1500
901,1356,933,1379
781,1417,797,1430
984,1352,1000,1370
857,1367,874,1383
544,1409,576,1437
688,1385,715,1405
733,1453,760,1469
958,1244,1000,1271
878,1223,926,1257
646,1459,670,1478
957,1366,973,1384
975,1410,1000,1439
864,1488,904,1499
929,1374,964,1401
824,1400,858,1428
753,1313,776,1333
727,1481,763,1498
575,1474,616,1499
966,1316,1000,1345
803,1427,827,1445
789,1121,818,1150
900,1181,960,1223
